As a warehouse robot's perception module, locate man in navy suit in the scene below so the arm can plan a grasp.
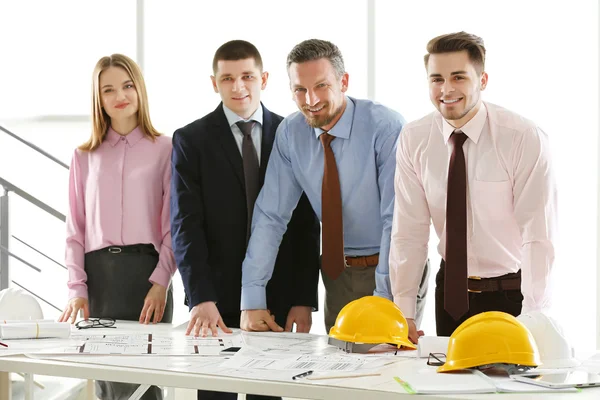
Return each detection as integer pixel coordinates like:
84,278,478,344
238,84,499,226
170,40,320,400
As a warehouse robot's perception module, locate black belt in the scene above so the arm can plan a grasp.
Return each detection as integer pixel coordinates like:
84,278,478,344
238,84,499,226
89,243,157,256
468,271,521,293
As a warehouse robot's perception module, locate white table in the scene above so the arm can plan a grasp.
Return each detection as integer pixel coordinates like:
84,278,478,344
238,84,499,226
4,354,600,400
1,321,599,400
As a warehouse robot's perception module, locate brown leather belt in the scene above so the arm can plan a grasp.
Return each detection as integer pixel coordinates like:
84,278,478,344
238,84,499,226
468,271,521,293
345,254,379,268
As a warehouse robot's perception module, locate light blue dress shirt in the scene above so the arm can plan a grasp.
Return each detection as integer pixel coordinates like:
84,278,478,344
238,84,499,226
223,104,263,163
241,96,406,309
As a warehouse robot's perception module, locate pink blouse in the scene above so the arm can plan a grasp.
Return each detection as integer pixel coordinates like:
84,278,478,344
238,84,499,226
65,126,176,299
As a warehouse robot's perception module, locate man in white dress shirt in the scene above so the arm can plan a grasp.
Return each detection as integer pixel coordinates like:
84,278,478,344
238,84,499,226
389,31,557,341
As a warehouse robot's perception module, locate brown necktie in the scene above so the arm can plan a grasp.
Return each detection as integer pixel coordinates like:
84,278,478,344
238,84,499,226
320,132,345,280
445,130,469,321
236,121,259,241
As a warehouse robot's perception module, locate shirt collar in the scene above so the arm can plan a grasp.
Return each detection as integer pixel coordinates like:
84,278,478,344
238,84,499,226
223,104,263,128
106,126,145,147
441,102,487,144
313,96,354,140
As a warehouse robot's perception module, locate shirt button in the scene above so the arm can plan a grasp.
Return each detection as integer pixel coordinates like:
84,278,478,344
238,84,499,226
121,137,126,141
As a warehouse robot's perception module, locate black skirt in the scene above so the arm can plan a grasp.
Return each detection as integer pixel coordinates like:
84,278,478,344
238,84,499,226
84,243,173,322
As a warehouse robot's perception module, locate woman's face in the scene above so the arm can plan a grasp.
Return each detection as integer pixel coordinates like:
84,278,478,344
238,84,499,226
99,66,139,122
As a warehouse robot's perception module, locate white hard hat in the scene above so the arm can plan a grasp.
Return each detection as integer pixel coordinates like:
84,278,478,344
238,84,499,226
0,288,44,321
517,310,580,369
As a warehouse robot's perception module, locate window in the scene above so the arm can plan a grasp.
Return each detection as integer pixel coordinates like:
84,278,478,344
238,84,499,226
144,1,368,137
0,1,136,118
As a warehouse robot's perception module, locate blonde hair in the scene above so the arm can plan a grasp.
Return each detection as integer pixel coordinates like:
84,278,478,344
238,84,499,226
79,54,160,152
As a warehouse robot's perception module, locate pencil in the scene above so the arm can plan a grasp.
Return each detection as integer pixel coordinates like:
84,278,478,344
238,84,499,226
0,341,8,348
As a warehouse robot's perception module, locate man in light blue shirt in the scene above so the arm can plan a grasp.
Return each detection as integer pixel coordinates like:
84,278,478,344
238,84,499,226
240,39,428,332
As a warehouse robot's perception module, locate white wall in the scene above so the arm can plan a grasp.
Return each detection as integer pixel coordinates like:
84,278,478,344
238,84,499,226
142,1,368,136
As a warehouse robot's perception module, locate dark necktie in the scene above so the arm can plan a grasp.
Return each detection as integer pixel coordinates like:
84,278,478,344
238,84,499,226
236,121,260,241
445,130,469,321
320,132,345,280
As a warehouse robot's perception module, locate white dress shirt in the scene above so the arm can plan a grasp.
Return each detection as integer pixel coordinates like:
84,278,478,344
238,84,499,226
223,104,263,164
390,102,557,319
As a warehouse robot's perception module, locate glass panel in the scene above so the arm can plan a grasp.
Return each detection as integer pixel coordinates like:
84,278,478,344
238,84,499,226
0,1,137,118
144,1,368,138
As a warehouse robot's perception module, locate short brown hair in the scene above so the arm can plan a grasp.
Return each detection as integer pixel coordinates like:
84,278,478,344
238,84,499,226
424,32,486,74
212,40,263,74
286,39,345,78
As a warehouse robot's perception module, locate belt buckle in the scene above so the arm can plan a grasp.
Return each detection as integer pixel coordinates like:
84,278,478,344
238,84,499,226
468,276,482,293
108,246,122,254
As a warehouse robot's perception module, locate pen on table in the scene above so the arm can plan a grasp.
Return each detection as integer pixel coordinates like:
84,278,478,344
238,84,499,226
292,370,313,380
0,341,8,348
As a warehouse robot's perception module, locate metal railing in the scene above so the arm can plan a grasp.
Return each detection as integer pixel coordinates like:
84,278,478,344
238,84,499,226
0,125,69,170
12,280,61,312
12,235,67,270
0,124,68,306
0,177,66,222
0,178,66,311
0,243,42,273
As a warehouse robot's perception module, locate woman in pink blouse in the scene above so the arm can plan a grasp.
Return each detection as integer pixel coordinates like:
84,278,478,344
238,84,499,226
58,54,175,400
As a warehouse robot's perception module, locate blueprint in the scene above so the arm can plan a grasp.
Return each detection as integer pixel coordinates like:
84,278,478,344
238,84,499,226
33,332,243,356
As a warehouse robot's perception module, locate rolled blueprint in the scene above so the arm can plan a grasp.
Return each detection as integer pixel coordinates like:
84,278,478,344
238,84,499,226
0,319,55,324
0,322,71,339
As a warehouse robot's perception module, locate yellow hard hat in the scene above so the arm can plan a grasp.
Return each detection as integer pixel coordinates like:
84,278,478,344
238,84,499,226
437,311,541,373
329,296,416,350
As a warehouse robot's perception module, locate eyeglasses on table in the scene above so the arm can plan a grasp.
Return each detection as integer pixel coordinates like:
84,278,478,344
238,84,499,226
75,317,116,330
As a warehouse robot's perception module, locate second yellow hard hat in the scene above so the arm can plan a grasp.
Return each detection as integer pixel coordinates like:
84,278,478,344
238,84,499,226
437,311,541,373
